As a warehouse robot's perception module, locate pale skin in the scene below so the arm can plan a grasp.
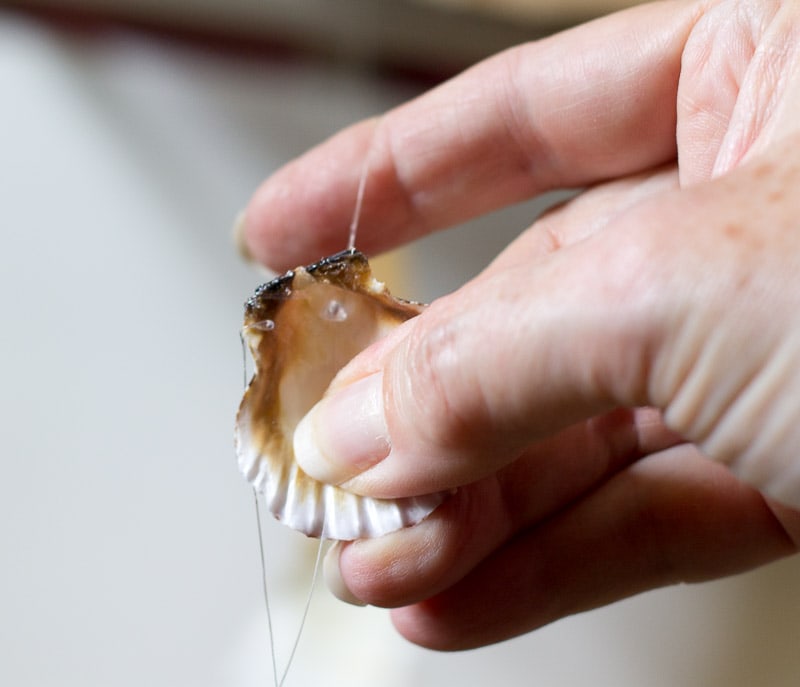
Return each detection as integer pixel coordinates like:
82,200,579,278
242,0,800,650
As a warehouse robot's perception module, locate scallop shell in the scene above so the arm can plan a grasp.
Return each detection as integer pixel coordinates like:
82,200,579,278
235,249,445,540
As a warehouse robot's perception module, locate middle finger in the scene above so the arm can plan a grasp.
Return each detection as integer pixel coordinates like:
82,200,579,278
330,407,681,608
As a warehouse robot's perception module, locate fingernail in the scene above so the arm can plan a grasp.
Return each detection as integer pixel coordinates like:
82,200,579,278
324,542,366,606
293,373,390,485
232,209,255,264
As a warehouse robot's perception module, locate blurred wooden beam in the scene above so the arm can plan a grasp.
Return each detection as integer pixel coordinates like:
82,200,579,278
5,0,639,76
5,0,537,74
413,0,645,26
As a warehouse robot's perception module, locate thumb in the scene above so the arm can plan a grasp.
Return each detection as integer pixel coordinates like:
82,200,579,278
291,233,654,499
291,155,800,508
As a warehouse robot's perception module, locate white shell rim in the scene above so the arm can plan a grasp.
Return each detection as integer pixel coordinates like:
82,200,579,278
235,403,445,540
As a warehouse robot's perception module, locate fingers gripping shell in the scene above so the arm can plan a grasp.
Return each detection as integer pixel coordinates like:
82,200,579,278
235,249,445,540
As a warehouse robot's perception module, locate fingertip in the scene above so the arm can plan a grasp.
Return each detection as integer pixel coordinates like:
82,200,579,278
389,604,436,648
390,601,469,652
324,541,367,607
232,209,253,263
241,118,387,272
233,203,283,272
293,373,391,488
242,175,311,271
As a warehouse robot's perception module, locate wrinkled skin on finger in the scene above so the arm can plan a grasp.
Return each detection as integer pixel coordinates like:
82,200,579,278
242,0,702,269
330,150,800,647
241,0,800,650
390,447,798,650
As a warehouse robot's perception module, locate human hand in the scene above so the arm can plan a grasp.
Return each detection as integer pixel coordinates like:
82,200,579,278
240,0,800,649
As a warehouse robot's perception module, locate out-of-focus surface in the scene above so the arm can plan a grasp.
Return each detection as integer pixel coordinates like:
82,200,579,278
10,0,647,72
5,0,544,73
3,6,800,687
415,0,645,24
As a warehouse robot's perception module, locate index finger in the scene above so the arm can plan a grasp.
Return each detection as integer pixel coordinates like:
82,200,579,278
243,0,707,271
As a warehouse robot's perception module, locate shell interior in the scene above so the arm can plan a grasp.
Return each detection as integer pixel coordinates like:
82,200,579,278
235,249,445,540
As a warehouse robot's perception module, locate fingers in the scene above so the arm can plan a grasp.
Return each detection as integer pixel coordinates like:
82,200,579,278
242,1,701,270
292,215,661,497
677,0,800,185
390,446,797,650
290,168,679,497
292,148,800,507
327,407,683,608
481,164,678,278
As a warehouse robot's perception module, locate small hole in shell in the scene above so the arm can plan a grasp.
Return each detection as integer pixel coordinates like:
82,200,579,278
249,319,275,331
322,300,347,322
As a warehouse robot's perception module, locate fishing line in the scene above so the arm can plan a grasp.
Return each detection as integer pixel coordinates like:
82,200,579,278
241,131,375,683
347,122,380,251
267,131,379,681
253,490,281,687
278,529,327,687
241,330,279,686
241,322,325,685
